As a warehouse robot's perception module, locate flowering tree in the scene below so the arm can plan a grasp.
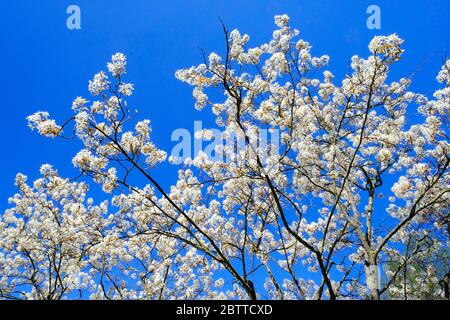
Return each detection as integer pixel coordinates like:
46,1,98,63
1,15,448,300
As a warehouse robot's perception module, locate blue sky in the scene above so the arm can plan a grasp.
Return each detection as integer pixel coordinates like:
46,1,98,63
1,0,449,212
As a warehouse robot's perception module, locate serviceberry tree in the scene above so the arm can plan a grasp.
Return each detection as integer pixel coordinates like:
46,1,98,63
1,15,448,300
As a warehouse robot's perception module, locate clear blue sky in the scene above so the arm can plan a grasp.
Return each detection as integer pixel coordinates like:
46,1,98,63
1,0,449,210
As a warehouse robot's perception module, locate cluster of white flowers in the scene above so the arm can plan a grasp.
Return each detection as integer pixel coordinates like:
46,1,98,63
194,128,215,140
26,111,61,137
119,82,134,96
88,71,109,96
436,59,450,85
368,34,404,60
107,52,127,77
274,14,290,28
